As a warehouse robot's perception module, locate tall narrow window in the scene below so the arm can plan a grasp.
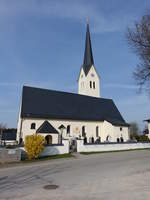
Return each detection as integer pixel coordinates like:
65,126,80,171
67,125,70,134
93,82,95,89
96,126,99,137
90,81,92,88
82,126,85,137
31,123,36,129
81,82,84,89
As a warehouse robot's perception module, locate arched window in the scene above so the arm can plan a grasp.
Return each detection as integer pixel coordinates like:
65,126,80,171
31,123,36,129
120,127,123,131
45,135,52,144
82,126,86,137
67,125,70,134
81,82,84,89
90,81,92,88
96,126,99,137
93,82,95,89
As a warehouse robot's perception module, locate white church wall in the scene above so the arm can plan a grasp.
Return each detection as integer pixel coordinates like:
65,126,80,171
102,121,129,142
18,118,104,143
40,140,69,156
78,65,100,98
18,119,58,144
77,140,150,153
17,117,129,144
20,140,69,156
113,126,129,141
102,121,114,142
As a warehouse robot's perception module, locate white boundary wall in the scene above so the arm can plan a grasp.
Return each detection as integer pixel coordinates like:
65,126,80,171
20,140,69,157
77,140,150,153
40,140,69,156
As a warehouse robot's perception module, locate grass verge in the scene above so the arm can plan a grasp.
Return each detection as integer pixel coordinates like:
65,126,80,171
0,153,73,168
22,153,73,163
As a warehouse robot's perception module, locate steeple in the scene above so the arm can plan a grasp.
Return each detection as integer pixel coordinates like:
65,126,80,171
83,22,94,76
78,21,100,98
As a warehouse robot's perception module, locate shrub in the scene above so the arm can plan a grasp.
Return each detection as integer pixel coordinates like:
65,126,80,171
135,134,150,142
24,134,45,160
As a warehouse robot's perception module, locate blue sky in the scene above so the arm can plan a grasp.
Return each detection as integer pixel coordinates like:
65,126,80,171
0,0,150,130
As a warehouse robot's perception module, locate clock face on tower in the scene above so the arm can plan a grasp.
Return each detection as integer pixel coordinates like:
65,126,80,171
91,73,95,77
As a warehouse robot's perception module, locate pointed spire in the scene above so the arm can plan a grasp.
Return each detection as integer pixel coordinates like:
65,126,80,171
83,21,94,76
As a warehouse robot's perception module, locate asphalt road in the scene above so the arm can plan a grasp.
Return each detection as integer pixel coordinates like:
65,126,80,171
1,150,150,200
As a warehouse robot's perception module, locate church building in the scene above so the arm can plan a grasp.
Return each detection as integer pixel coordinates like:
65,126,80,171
17,23,129,144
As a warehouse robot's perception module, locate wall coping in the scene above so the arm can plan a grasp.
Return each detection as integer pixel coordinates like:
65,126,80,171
82,141,150,145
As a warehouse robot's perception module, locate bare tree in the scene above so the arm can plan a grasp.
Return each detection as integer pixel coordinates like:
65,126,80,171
129,122,139,139
127,15,150,94
0,123,7,135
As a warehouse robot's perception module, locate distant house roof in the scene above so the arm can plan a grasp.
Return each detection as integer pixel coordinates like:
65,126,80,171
36,121,59,134
1,132,16,141
144,119,150,122
21,86,129,127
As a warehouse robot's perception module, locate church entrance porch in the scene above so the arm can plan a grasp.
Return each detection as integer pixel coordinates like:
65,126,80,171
36,120,59,144
45,135,52,145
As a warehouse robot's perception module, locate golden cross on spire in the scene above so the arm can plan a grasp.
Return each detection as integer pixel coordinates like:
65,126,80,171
86,17,89,24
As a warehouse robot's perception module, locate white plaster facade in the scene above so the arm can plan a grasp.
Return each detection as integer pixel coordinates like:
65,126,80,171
78,65,100,98
17,118,129,144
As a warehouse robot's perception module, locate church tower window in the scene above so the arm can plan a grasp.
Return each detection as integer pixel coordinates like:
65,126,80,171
81,82,84,89
90,81,92,88
93,82,95,89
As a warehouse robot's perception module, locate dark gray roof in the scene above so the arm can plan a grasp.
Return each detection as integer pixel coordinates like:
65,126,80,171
36,120,59,134
21,86,128,127
82,23,94,76
1,132,16,141
58,125,66,129
144,119,150,122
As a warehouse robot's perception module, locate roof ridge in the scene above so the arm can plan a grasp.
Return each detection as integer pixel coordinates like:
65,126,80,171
23,85,112,101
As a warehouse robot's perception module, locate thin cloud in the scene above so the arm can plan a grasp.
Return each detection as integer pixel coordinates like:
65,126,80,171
0,109,16,113
116,94,150,129
117,94,149,106
0,82,19,87
104,83,138,90
0,0,146,33
0,80,76,93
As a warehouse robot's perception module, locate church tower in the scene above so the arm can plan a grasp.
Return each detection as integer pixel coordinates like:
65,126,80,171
78,22,100,98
